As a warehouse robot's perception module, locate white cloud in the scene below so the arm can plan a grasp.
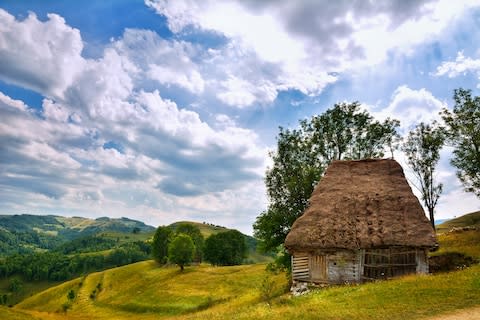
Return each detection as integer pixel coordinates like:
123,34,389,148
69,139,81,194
0,9,85,98
114,29,205,94
435,51,480,87
371,85,446,133
146,0,479,107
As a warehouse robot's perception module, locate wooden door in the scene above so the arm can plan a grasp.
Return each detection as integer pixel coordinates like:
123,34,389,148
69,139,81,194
310,255,327,282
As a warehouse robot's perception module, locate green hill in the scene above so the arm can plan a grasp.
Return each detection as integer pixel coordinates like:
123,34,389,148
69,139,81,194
436,211,480,259
0,214,155,256
8,260,480,320
436,210,480,233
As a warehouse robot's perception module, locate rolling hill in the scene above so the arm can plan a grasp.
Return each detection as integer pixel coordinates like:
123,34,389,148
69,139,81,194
436,210,480,259
0,214,155,256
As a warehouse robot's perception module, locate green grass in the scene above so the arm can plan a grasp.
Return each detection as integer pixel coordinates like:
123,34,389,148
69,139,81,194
0,306,39,320
11,260,480,320
16,261,286,320
435,210,480,259
436,210,480,233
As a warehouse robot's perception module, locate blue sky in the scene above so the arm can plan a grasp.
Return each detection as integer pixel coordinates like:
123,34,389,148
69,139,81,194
0,0,480,234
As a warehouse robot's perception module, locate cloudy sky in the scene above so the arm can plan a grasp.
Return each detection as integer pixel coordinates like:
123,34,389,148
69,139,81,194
1,0,480,234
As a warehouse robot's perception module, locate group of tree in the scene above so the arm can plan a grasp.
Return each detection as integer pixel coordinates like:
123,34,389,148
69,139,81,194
254,88,480,268
152,223,247,270
0,241,151,281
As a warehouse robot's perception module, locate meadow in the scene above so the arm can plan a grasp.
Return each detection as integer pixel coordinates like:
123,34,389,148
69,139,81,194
1,212,479,320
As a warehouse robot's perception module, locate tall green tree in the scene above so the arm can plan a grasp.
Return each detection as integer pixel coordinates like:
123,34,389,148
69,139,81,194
254,102,400,255
168,234,195,271
402,122,445,230
441,88,480,197
204,230,247,266
151,226,172,264
173,223,204,263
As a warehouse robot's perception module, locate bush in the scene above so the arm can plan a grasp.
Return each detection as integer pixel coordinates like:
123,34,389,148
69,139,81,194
429,252,476,273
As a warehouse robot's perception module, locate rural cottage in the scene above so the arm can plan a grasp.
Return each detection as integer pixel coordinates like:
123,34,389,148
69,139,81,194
285,159,437,284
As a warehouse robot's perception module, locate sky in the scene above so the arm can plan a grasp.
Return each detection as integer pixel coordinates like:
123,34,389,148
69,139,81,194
1,0,480,235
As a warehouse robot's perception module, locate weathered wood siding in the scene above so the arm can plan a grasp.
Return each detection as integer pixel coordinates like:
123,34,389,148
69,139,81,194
292,253,310,281
416,249,428,274
292,247,429,284
326,250,361,283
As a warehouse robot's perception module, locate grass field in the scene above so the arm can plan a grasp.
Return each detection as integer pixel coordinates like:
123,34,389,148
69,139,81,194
435,211,480,259
6,260,479,320
2,211,479,320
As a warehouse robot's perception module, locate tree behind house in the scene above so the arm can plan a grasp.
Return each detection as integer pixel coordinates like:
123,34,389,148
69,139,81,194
441,88,480,197
254,102,400,256
402,122,445,230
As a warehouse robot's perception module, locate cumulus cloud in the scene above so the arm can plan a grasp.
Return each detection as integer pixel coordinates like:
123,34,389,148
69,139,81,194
0,9,85,98
371,85,446,132
145,0,477,107
435,51,480,87
114,29,205,94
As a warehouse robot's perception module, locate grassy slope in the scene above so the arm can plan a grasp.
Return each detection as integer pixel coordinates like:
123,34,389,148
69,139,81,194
11,262,480,320
7,211,480,320
16,262,286,320
436,211,480,259
436,211,480,233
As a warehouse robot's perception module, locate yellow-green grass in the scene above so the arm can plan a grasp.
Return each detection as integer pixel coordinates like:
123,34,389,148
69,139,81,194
435,230,480,259
13,260,480,320
434,210,480,259
436,210,480,233
0,306,39,320
16,261,286,320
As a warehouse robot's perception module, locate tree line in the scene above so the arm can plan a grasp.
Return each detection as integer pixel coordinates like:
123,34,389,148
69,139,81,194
151,223,247,270
254,88,480,269
0,241,151,281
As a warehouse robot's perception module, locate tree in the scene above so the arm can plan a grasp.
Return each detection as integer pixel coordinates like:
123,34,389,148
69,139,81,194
254,102,400,255
441,88,480,197
204,230,247,266
402,122,445,230
168,234,195,271
151,226,172,264
173,223,204,263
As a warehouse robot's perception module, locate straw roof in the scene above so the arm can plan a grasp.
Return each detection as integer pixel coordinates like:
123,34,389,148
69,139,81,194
285,159,437,251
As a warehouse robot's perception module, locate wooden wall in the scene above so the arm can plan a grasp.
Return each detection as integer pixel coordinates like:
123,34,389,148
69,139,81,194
291,247,429,284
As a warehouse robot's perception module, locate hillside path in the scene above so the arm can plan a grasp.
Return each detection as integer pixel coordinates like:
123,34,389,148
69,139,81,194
427,306,480,320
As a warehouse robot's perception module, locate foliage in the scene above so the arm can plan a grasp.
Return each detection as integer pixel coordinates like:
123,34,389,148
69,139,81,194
204,230,247,266
55,235,117,254
0,241,151,282
9,278,23,293
151,226,172,264
402,122,445,229
168,234,195,271
254,102,400,255
172,223,204,262
441,88,480,197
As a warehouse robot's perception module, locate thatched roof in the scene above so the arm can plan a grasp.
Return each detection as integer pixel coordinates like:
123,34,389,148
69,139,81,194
285,159,437,251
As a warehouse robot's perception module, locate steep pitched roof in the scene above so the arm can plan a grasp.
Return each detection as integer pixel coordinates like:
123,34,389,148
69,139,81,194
285,159,437,251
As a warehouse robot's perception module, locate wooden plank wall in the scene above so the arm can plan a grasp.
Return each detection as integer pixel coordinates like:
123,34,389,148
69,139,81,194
326,250,360,283
292,253,310,281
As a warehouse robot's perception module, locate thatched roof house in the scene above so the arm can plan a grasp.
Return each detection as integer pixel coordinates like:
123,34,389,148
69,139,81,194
285,159,437,284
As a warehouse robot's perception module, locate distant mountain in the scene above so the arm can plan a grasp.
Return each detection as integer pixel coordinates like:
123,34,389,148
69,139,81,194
0,214,155,255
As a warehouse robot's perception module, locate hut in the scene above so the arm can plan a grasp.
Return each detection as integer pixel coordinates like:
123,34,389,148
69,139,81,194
284,159,437,284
